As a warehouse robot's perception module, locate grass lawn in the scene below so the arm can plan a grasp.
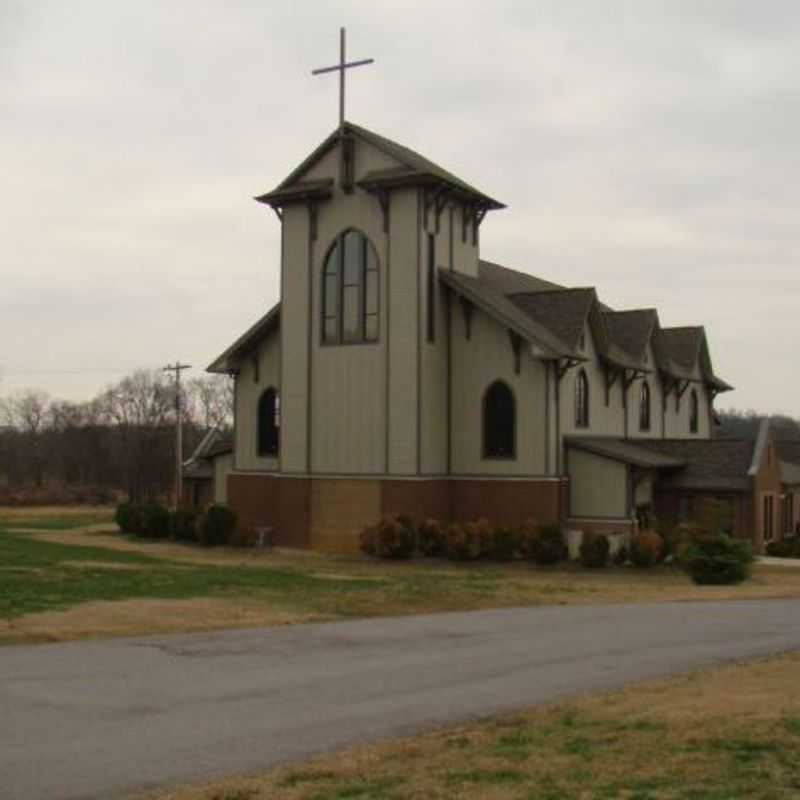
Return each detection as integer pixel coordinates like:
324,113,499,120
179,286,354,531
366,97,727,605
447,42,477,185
4,507,800,644
144,652,800,800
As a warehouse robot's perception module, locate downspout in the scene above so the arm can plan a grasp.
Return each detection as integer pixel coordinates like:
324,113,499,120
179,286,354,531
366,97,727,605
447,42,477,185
555,361,561,474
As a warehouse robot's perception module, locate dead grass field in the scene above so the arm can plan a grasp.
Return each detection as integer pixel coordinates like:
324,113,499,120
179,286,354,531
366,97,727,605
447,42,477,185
5,507,800,645
143,652,800,800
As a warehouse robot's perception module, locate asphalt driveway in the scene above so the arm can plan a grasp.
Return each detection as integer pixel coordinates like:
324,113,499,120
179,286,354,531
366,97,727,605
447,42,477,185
3,599,800,800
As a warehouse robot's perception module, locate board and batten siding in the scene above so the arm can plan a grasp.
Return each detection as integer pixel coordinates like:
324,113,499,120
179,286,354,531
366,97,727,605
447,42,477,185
568,448,628,519
450,304,548,476
234,330,280,472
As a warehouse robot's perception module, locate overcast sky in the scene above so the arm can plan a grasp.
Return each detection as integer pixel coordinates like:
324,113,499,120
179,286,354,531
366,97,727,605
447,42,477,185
1,1,798,413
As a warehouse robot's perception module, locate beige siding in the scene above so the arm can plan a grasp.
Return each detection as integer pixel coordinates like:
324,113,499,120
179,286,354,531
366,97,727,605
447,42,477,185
568,448,628,518
280,203,310,472
309,168,389,474
663,365,711,439
213,453,233,504
450,305,548,475
626,343,664,439
387,188,420,474
234,330,281,472
560,323,625,440
419,203,451,474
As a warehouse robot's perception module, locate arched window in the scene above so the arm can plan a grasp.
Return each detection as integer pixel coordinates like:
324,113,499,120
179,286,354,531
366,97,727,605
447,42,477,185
639,381,651,432
689,389,699,433
575,369,589,428
257,387,280,456
483,381,515,459
322,229,379,345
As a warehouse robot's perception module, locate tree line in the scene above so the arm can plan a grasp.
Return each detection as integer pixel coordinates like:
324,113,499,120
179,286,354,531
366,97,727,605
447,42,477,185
0,371,232,502
716,409,800,441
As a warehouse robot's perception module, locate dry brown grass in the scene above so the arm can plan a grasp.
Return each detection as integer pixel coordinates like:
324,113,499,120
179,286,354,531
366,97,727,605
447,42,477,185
142,652,800,800
0,598,328,645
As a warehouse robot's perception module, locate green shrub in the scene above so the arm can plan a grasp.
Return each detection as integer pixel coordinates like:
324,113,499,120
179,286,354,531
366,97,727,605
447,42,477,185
140,502,171,539
517,519,540,559
418,518,447,557
372,514,416,559
446,522,483,561
170,509,198,542
470,518,493,558
490,526,520,561
114,502,137,534
580,533,610,568
199,504,238,547
630,530,663,567
685,535,754,585
530,524,566,566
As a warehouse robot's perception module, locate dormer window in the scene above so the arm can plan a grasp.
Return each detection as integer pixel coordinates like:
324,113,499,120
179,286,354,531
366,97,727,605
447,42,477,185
322,229,379,345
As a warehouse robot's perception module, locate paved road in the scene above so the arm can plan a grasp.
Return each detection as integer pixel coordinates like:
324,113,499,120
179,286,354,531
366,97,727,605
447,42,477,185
3,600,800,800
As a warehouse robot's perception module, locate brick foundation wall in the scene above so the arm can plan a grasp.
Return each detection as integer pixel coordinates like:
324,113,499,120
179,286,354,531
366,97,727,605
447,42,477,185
566,518,635,537
227,473,310,549
226,474,568,552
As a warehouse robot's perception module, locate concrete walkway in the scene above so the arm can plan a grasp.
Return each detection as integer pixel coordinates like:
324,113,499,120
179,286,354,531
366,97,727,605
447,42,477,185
2,599,800,800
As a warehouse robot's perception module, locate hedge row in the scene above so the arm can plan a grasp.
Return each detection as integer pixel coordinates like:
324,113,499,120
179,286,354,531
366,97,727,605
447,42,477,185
765,538,800,559
359,516,571,565
360,516,753,584
114,502,237,547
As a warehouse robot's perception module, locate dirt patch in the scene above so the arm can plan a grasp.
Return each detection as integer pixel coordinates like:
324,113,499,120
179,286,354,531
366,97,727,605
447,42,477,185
0,598,326,645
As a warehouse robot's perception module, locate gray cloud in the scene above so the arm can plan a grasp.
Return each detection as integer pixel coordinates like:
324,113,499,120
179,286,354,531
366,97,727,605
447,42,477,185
1,0,798,414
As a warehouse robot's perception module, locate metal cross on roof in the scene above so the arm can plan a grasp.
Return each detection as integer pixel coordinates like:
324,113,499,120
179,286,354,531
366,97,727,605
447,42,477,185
312,27,374,135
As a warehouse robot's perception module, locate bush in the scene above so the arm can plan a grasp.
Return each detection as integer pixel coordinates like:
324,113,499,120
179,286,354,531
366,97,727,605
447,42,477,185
470,518,493,558
580,533,610,568
630,530,663,567
446,522,483,561
170,509,198,542
139,502,171,539
765,539,800,558
530,524,567,566
199,504,238,547
685,535,754,585
613,543,629,566
418,518,447,557
114,502,137,534
372,514,416,559
490,526,520,561
517,519,540,559
229,528,260,548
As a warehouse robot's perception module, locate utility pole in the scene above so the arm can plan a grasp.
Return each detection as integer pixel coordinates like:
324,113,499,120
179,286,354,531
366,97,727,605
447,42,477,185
163,362,191,508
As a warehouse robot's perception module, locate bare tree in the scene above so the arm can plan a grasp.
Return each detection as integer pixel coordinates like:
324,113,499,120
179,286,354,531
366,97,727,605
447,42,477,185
187,374,234,431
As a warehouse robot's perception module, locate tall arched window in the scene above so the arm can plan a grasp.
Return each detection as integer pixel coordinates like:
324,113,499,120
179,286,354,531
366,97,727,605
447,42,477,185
257,387,280,456
689,389,699,433
639,381,651,432
322,229,379,345
483,381,515,459
575,369,589,428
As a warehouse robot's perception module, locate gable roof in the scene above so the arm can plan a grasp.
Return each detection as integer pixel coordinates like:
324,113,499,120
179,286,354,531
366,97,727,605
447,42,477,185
478,260,566,295
438,269,574,358
207,302,280,373
509,288,595,353
566,436,685,469
604,309,658,363
636,439,755,491
257,121,504,210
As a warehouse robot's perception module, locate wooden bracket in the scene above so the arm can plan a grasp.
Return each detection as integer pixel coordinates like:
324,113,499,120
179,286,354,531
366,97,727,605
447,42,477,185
508,330,522,375
557,358,580,381
376,189,391,233
271,206,283,222
472,206,488,244
677,379,690,399
460,297,473,340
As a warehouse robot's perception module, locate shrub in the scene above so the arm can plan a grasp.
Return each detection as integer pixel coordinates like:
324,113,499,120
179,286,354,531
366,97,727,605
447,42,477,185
517,519,540,560
373,514,416,559
630,530,663,567
685,535,754,585
230,527,260,548
170,509,198,542
470,517,493,558
140,503,171,539
613,543,629,566
530,524,567,566
114,502,137,534
580,533,610,568
199,504,238,547
446,522,483,561
418,518,447,557
490,526,520,561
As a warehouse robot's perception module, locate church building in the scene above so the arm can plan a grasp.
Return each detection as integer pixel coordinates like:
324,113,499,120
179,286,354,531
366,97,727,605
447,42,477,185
201,117,800,553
